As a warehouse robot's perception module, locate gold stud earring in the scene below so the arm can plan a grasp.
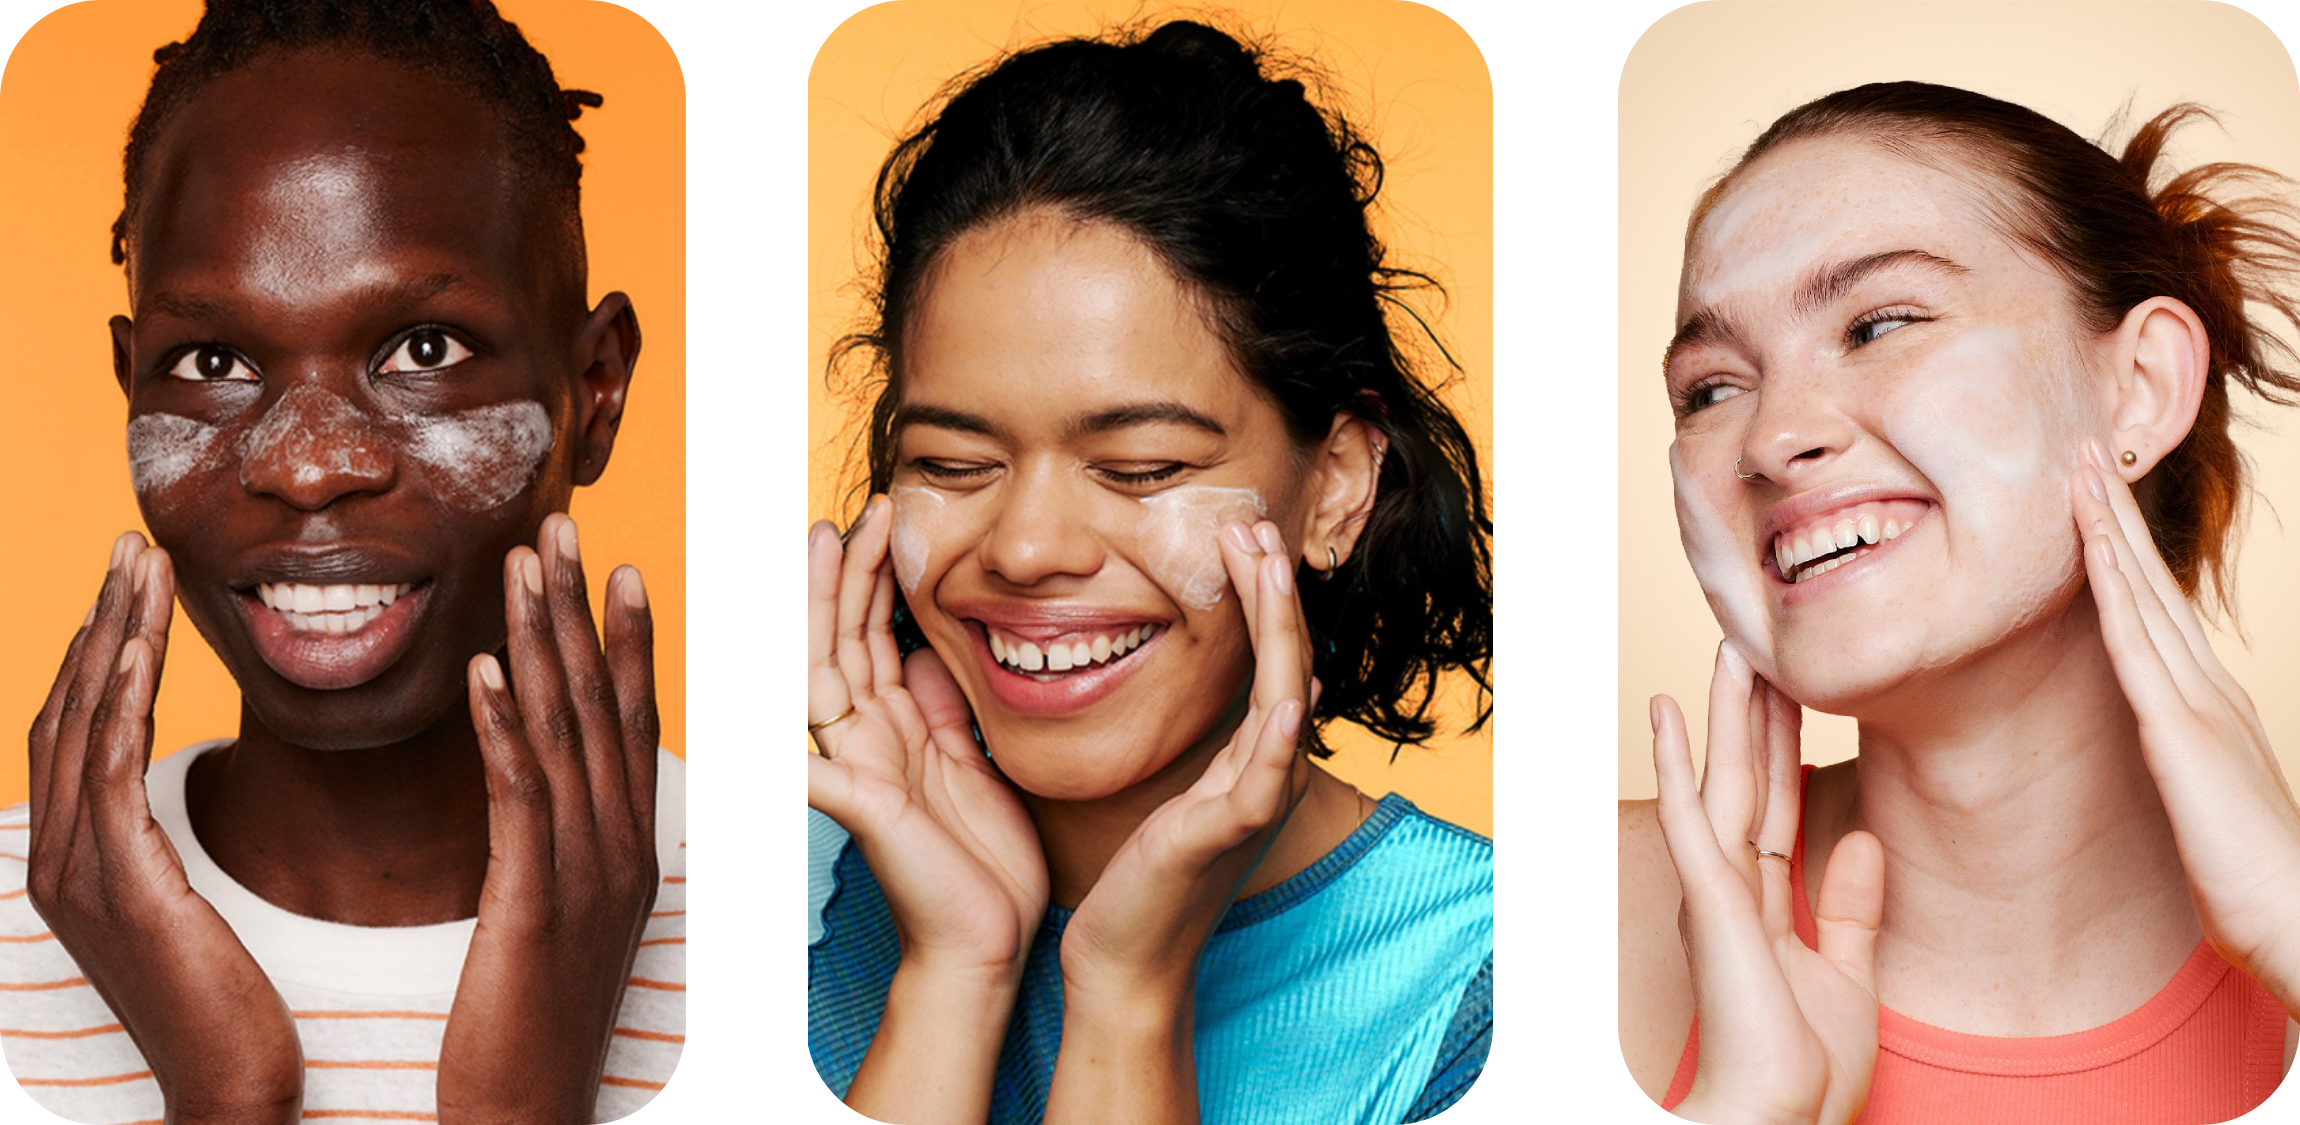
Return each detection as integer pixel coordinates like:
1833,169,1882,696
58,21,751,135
2121,450,2138,467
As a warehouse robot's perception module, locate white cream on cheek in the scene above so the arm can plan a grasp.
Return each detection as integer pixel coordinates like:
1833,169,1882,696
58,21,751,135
402,400,556,512
152,388,551,513
1670,442,1776,673
889,486,948,596
1876,325,2095,640
127,413,228,495
1137,485,1268,611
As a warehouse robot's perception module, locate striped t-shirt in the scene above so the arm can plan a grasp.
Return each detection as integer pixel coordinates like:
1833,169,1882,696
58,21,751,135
0,743,686,1124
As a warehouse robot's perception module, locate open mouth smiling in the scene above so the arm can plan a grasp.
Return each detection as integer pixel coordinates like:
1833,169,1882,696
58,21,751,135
984,623,1161,680
254,581,417,634
1766,498,1933,586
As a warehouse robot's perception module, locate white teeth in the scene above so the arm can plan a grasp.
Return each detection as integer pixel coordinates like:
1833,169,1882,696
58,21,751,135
1770,506,1927,582
257,582,411,633
990,624,1160,674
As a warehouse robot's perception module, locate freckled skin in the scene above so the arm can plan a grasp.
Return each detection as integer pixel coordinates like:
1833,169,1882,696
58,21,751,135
1668,136,2110,714
894,212,1321,805
109,50,635,921
1656,134,2226,1026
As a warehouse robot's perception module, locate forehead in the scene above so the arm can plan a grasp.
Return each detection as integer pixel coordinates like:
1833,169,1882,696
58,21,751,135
903,214,1251,417
131,50,547,306
1680,134,2025,318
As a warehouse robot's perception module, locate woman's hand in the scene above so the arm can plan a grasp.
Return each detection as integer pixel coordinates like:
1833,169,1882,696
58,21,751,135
1045,520,1316,1125
2072,438,2300,1013
806,495,1048,1124
1652,643,1884,1125
436,515,660,1125
27,533,304,1125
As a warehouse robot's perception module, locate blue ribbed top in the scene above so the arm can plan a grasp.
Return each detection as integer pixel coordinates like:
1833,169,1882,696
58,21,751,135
808,795,1492,1124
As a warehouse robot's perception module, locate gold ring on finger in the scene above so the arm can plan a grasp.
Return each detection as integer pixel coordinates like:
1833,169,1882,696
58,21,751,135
1747,840,1791,863
808,704,857,736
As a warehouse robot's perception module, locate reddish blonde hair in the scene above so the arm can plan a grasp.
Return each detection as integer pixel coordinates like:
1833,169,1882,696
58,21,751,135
1694,82,2300,615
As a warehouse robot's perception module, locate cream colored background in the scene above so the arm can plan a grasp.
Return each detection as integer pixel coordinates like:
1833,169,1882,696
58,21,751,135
1619,1,2300,798
811,0,1495,834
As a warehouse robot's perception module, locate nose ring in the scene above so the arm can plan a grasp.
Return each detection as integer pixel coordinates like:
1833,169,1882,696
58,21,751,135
1734,457,1759,482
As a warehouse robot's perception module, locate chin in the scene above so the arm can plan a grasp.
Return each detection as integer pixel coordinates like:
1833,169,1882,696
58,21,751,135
238,667,466,752
984,728,1165,802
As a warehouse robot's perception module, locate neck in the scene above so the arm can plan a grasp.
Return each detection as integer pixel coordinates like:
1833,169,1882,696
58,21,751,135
185,693,491,926
1805,591,2198,1034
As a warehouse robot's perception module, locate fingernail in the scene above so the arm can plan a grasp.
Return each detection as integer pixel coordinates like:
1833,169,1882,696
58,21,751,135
2093,536,2119,571
2085,437,2108,470
477,656,505,691
109,533,130,570
1257,524,1285,555
809,521,832,549
618,567,648,609
82,605,96,628
556,519,580,562
1225,524,1255,552
1271,554,1294,595
1649,696,1662,732
2085,468,2106,502
116,641,138,674
1278,699,1303,741
521,554,544,596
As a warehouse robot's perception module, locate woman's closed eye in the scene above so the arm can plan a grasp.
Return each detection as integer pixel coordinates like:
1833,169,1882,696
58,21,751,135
911,457,999,483
1095,461,1188,487
167,345,259,383
906,457,1186,485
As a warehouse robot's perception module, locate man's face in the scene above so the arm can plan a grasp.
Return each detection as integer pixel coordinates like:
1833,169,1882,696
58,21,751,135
117,49,591,750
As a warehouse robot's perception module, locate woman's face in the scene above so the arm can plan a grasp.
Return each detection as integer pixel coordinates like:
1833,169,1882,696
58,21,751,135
115,52,598,750
1665,134,2109,711
890,212,1317,802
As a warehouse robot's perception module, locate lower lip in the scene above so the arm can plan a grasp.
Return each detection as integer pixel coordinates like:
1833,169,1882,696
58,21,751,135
973,628,1157,716
240,585,430,691
1775,510,1930,605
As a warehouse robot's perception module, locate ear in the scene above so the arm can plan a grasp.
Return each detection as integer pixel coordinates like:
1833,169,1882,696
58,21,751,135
2103,296,2208,481
1299,413,1387,575
569,292,642,487
111,315,134,399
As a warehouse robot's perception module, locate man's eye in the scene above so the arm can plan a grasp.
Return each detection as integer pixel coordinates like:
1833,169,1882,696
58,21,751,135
380,330,473,374
1685,383,1746,412
167,346,258,383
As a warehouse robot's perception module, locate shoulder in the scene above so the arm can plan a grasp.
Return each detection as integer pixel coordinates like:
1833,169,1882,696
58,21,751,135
1618,799,1692,1102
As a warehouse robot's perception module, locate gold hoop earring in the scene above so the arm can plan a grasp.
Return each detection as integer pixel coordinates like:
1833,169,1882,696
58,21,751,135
1314,546,1339,581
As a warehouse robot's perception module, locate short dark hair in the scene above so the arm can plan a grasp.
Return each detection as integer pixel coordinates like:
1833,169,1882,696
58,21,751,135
112,0,601,273
841,20,1492,750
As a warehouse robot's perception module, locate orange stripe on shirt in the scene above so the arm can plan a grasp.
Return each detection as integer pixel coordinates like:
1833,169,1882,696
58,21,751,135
649,910,684,918
1,1022,122,1039
662,876,685,884
18,1069,152,1087
628,976,684,992
292,1010,449,1021
613,1027,684,1044
0,976,85,991
639,936,684,947
0,931,53,943
602,1076,666,1091
0,888,27,900
306,1059,439,1071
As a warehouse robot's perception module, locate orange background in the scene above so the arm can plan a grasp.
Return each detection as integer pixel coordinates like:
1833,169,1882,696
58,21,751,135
808,0,1494,835
0,0,687,808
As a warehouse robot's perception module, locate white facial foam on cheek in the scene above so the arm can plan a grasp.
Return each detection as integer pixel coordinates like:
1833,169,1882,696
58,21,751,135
127,413,226,495
888,487,945,596
1878,325,2093,628
1137,486,1268,611
1670,442,1776,673
403,401,556,512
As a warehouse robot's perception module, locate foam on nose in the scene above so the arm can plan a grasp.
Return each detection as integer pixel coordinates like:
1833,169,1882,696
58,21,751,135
239,383,390,491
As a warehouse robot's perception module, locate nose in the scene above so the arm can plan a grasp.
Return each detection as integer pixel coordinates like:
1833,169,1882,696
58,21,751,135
237,382,397,510
975,473,1108,584
1737,365,1857,484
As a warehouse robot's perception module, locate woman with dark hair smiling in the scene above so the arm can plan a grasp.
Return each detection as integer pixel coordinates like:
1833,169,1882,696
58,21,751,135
806,19,1493,1125
1623,82,2300,1124
0,2,682,1122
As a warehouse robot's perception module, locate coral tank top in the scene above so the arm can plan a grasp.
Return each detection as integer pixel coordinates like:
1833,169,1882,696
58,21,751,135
1661,781,2289,1124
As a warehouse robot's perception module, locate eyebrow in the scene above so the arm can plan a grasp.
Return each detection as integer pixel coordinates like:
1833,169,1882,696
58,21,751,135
889,400,1228,442
1664,249,1970,374
142,273,467,323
